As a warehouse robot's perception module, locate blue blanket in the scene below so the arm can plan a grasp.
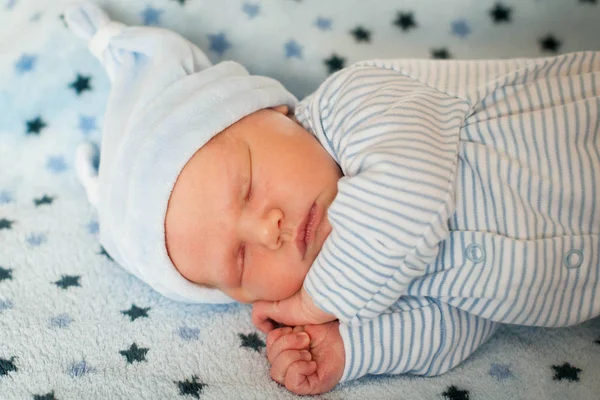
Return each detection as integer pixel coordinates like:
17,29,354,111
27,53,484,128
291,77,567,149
1,0,599,399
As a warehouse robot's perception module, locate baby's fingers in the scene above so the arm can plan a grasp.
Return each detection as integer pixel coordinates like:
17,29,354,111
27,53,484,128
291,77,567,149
252,301,277,333
270,350,312,385
266,327,293,351
267,331,310,364
285,360,318,395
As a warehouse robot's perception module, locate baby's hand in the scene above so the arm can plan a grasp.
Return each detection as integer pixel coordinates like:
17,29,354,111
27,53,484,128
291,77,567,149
266,322,345,395
252,287,336,333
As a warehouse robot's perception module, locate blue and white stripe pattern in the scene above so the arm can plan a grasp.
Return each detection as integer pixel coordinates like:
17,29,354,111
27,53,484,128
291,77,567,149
294,52,600,382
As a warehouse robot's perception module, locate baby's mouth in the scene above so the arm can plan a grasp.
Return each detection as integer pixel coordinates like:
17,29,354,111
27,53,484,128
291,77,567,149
295,202,318,260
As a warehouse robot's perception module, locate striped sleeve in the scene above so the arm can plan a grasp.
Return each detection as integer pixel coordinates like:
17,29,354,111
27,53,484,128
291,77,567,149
295,65,471,325
338,297,500,382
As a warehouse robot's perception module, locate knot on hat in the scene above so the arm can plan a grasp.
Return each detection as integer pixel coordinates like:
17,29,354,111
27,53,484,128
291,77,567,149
64,2,126,77
88,21,126,60
64,2,112,41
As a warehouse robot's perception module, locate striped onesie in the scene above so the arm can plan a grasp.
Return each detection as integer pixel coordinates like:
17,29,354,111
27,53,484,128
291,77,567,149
293,51,600,382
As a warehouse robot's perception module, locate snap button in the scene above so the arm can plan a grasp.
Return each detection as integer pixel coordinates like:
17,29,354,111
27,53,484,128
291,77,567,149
564,249,583,269
465,243,485,263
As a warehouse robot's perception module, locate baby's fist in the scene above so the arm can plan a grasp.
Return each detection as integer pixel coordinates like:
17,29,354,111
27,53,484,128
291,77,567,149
266,321,345,395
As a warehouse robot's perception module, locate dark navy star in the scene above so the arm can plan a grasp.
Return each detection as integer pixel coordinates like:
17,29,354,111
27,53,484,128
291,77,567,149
54,275,81,289
121,304,151,321
172,0,188,5
442,385,470,400
239,332,265,352
0,266,13,282
33,391,57,400
175,375,207,399
69,74,92,96
0,356,17,376
351,26,371,43
431,48,451,59
394,12,417,32
99,246,114,262
0,218,14,230
26,116,47,135
539,35,561,53
324,54,345,74
552,362,582,382
34,194,54,207
119,343,149,363
490,3,512,23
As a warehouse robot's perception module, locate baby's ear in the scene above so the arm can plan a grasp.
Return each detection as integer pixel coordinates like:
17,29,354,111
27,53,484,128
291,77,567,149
271,105,289,115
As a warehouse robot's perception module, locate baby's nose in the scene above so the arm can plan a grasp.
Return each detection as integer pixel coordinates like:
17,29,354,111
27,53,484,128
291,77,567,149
243,208,283,250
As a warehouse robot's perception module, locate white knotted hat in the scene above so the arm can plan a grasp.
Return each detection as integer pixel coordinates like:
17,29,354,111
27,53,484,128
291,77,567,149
64,2,298,303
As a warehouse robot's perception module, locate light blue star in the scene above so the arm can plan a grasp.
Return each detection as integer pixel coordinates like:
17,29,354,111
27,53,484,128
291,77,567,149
6,0,16,10
241,2,259,18
208,33,231,56
47,156,67,173
87,220,99,234
26,233,47,247
0,299,14,312
79,116,97,135
284,39,303,59
451,19,471,38
489,363,513,380
15,54,37,73
29,11,42,21
315,17,332,31
50,313,73,328
68,360,95,377
0,190,13,204
177,326,200,341
141,5,163,26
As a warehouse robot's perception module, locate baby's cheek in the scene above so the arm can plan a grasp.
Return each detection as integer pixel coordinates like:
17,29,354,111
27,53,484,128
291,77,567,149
248,255,307,301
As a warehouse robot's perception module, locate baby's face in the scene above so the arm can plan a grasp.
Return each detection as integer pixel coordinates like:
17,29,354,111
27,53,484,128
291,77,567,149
165,105,342,303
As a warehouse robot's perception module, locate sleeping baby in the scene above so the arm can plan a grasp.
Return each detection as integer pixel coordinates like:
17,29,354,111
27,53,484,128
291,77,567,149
65,2,600,396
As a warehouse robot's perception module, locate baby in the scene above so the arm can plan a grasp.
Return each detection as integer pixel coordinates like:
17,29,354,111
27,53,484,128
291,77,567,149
66,3,600,396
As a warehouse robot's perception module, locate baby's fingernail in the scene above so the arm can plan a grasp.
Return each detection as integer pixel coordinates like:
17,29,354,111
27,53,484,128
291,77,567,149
297,332,309,344
300,350,311,361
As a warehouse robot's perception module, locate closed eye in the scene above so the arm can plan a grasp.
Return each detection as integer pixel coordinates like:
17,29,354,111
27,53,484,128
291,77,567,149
245,147,252,202
238,244,246,269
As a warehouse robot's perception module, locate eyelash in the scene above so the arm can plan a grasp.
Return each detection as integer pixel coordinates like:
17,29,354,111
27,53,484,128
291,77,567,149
239,148,252,269
244,180,252,202
239,244,246,269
